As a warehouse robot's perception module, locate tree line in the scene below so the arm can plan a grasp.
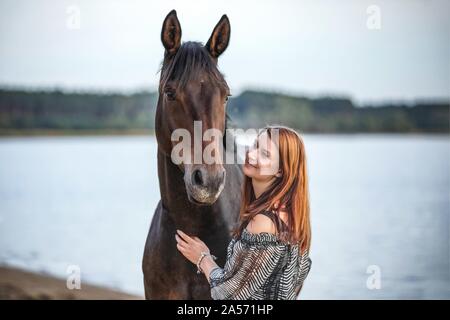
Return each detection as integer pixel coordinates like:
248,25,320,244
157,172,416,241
0,88,448,133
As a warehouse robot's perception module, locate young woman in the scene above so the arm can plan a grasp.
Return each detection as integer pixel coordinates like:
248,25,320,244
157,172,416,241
175,126,312,300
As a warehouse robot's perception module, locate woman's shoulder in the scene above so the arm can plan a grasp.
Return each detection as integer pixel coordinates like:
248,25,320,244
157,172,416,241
246,213,278,235
241,213,294,246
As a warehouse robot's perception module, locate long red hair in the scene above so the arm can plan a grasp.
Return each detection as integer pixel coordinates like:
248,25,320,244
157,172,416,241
233,126,311,253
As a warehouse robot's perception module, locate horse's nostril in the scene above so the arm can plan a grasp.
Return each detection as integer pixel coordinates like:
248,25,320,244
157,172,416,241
192,169,204,186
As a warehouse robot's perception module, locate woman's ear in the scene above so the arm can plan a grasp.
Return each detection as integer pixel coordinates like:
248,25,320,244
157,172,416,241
275,170,282,178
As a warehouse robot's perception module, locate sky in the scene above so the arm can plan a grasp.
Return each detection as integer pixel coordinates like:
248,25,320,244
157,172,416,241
0,0,449,104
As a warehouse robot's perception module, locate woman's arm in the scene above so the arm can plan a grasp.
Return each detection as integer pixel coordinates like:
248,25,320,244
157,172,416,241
208,241,285,299
200,255,220,284
176,215,285,299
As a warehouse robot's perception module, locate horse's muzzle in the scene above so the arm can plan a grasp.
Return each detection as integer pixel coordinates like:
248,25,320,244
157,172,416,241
184,165,226,205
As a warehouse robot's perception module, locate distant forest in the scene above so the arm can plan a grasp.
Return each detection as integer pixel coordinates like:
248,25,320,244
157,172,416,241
0,88,448,134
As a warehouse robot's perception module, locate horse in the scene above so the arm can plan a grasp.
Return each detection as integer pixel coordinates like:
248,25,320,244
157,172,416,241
142,10,243,299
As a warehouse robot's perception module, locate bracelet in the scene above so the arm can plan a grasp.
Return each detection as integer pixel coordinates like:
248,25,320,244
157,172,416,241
196,251,217,274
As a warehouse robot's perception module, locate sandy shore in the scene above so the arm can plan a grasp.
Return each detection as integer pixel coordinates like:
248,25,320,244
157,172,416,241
0,266,143,300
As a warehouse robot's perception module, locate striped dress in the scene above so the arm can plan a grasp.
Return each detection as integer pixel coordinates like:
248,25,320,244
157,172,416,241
208,210,312,300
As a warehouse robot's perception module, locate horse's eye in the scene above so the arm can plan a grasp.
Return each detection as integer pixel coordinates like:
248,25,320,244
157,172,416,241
165,89,176,101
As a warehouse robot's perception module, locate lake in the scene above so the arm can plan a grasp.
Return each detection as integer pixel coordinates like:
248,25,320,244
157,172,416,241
0,134,448,299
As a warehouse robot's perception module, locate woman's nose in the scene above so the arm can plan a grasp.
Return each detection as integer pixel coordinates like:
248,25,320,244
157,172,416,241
247,149,258,164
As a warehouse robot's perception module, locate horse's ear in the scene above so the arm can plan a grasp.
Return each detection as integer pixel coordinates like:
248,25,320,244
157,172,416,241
161,9,182,57
205,15,231,58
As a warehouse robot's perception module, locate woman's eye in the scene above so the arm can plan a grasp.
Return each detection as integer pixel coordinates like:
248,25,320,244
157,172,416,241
165,90,176,101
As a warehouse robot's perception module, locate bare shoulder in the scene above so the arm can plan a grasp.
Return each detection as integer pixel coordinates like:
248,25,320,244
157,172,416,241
246,214,277,235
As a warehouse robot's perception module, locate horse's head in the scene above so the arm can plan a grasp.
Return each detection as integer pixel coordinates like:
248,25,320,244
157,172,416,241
156,10,231,206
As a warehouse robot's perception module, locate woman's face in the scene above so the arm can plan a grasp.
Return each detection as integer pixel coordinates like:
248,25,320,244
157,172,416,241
243,131,281,181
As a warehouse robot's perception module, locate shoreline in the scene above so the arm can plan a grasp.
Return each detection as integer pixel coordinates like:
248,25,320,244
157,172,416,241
0,266,143,300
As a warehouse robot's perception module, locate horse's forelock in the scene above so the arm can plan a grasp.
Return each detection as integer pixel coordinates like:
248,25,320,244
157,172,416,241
159,41,229,93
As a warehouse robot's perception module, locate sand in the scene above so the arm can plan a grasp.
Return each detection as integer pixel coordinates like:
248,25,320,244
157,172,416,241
0,266,143,300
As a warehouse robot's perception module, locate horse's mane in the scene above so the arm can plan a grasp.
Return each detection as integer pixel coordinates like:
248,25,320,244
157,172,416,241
158,41,229,94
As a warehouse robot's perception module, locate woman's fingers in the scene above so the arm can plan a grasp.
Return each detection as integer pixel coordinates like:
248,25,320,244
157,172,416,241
175,234,188,250
175,234,188,247
177,230,204,246
177,230,194,243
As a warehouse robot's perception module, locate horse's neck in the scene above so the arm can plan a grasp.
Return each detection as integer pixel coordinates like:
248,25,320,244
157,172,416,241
157,148,226,233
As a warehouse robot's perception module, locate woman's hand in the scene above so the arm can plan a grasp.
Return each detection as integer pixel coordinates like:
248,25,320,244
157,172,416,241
175,229,210,265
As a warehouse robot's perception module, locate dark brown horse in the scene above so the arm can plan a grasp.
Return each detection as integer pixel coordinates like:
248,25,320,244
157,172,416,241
142,10,243,299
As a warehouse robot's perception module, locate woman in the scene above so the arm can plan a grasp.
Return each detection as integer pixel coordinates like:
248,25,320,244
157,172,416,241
175,126,312,300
